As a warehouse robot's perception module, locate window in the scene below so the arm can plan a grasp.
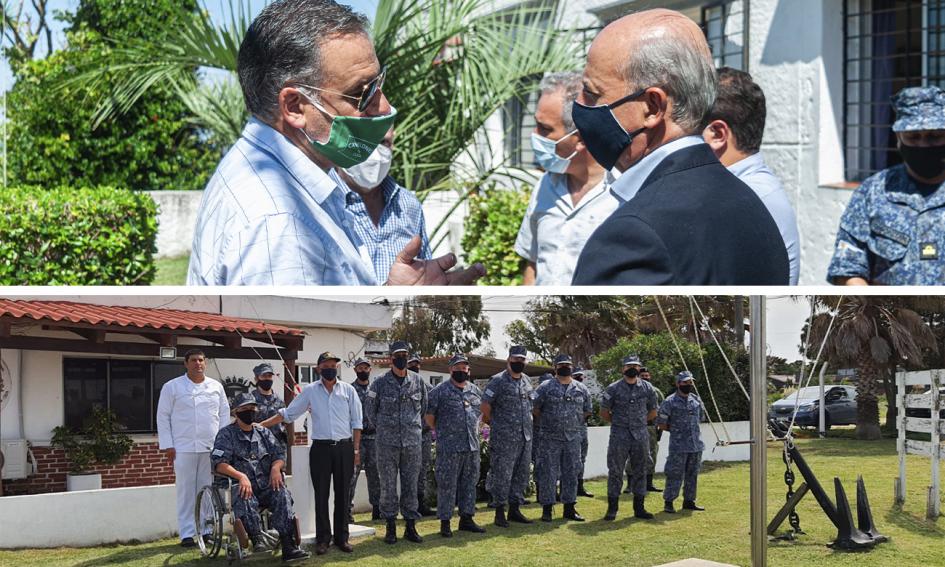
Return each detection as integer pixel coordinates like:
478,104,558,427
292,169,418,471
64,357,183,434
702,0,747,70
844,0,945,181
503,78,541,167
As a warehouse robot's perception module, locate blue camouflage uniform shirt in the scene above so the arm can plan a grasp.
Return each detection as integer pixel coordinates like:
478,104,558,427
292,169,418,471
365,370,428,448
482,371,534,442
427,381,482,453
252,389,286,445
828,164,945,285
601,379,659,441
656,393,706,453
533,379,592,442
211,423,286,489
352,380,376,439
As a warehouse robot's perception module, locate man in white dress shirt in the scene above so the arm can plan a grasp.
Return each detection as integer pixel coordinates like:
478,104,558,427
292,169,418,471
515,72,621,286
156,349,230,547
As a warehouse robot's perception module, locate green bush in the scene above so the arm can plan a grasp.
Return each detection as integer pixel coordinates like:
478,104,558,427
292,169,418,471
51,407,134,474
461,185,530,286
0,186,158,285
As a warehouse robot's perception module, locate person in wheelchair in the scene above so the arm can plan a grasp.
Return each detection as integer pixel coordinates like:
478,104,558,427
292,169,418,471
211,393,310,562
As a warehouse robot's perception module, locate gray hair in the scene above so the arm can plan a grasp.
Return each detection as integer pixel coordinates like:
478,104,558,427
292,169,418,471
539,72,583,131
622,35,718,133
237,0,370,122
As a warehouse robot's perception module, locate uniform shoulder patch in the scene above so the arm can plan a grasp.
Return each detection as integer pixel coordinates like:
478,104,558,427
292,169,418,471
211,449,225,457
367,390,377,398
602,391,611,400
484,388,494,397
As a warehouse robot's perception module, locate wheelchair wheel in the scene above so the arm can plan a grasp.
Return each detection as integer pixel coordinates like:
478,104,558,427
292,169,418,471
195,485,225,558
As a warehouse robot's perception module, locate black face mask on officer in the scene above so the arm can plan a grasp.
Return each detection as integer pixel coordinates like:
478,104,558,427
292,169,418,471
320,367,337,381
557,366,572,377
257,379,274,392
235,409,255,425
509,361,525,374
392,355,408,370
451,370,469,383
899,141,945,180
679,383,694,394
408,364,421,373
624,367,640,378
356,371,371,382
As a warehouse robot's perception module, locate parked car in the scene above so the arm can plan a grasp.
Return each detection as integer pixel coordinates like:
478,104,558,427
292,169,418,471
770,385,857,429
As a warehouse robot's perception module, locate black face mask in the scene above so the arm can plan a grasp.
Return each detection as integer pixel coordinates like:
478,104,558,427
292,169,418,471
572,88,648,170
900,142,945,180
256,379,273,392
509,361,525,374
408,364,420,373
573,375,584,382
320,368,337,381
557,366,572,377
679,384,694,394
624,368,639,378
392,357,408,370
451,371,469,383
235,410,255,425
356,371,371,382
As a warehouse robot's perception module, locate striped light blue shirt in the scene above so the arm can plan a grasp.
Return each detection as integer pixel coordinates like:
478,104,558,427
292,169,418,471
186,118,378,286
328,169,432,282
280,379,363,441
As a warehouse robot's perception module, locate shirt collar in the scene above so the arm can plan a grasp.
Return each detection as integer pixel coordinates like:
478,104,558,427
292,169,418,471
241,117,340,205
726,152,766,178
610,135,706,202
334,171,401,208
548,173,609,212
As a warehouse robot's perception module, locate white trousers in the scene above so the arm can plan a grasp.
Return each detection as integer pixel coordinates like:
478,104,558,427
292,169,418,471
174,451,212,539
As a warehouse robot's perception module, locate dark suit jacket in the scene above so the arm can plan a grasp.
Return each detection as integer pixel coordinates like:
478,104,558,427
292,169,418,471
571,143,789,285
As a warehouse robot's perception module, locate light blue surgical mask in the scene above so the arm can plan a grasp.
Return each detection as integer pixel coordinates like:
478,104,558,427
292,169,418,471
531,130,579,173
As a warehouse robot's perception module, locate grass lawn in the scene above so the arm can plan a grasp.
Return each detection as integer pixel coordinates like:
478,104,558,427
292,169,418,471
153,255,189,286
1,437,942,567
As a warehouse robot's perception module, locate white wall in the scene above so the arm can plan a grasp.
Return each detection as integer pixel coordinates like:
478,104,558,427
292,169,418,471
147,191,203,259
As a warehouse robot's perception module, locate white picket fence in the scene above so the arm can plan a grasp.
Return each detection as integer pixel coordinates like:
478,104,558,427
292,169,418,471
895,369,944,519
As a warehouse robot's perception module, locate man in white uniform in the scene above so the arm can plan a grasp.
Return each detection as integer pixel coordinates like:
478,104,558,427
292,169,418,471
515,72,621,286
157,349,230,547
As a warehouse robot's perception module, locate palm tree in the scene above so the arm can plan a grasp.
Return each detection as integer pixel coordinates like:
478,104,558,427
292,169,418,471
61,0,581,247
807,296,938,440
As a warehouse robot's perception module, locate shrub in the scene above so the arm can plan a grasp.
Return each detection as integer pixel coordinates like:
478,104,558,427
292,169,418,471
461,185,530,286
51,407,134,474
0,185,158,285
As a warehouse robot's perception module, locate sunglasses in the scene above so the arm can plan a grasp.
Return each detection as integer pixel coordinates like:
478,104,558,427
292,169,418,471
296,66,386,113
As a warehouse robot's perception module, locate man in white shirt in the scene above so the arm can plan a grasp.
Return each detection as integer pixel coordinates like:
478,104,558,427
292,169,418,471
702,67,801,284
156,349,230,547
515,72,620,286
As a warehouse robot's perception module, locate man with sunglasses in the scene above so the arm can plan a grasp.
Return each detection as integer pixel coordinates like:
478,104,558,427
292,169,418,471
569,9,788,285
187,0,483,286
515,72,620,286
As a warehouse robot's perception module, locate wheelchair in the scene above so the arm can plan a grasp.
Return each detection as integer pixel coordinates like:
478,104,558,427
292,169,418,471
194,473,301,562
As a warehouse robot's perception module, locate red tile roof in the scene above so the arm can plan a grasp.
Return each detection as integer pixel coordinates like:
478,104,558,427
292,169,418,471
0,299,304,336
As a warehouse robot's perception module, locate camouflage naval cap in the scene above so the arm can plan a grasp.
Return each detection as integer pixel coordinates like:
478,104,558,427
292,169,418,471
891,86,945,132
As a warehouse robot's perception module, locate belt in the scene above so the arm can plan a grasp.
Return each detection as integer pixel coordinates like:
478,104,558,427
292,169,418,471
312,438,352,446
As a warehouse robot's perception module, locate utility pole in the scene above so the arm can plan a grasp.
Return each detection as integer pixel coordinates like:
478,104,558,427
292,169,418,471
734,296,746,350
750,296,767,567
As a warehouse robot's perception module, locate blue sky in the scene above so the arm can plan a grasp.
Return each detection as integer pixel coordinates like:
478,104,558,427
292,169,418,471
1,0,379,94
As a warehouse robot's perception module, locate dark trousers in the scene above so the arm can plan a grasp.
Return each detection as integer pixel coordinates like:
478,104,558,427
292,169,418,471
310,440,354,545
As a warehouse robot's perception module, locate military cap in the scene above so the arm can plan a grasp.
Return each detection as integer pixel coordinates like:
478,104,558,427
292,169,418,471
572,366,585,377
253,362,275,376
553,353,573,365
448,353,469,366
408,352,421,364
232,392,257,410
317,351,341,364
622,354,643,366
508,345,527,359
676,370,695,384
389,340,410,354
353,357,371,367
892,86,945,132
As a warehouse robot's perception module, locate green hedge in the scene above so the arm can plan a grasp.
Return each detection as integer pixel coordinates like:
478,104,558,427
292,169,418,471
461,185,530,286
0,186,158,285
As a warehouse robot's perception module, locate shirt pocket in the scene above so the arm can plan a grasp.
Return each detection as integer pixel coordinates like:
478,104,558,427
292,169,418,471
380,396,399,415
410,392,423,412
867,218,910,262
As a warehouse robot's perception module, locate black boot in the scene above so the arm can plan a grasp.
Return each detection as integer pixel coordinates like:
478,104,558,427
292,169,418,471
633,495,653,519
647,475,661,492
404,519,423,543
603,497,619,521
623,472,633,493
664,500,676,514
371,505,381,521
541,504,553,522
563,503,585,522
458,515,486,533
281,535,310,563
418,497,435,517
494,505,509,527
683,500,705,511
508,503,533,524
384,519,397,544
440,519,453,538
577,479,594,498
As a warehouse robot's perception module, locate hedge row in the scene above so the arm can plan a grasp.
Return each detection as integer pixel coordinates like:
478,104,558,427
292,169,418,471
0,186,158,285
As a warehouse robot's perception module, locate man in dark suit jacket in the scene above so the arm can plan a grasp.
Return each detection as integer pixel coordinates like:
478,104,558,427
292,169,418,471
569,9,789,285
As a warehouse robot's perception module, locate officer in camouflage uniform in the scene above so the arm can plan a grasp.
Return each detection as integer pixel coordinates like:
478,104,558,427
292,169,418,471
533,354,591,522
251,363,287,450
829,86,945,285
365,341,428,545
531,371,554,502
407,353,435,517
425,354,487,537
626,366,664,493
348,358,380,523
657,371,706,513
601,354,658,521
572,367,593,498
210,393,309,562
482,345,535,527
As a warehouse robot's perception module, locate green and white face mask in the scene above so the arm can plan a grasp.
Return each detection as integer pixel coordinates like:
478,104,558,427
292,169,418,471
299,92,397,168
